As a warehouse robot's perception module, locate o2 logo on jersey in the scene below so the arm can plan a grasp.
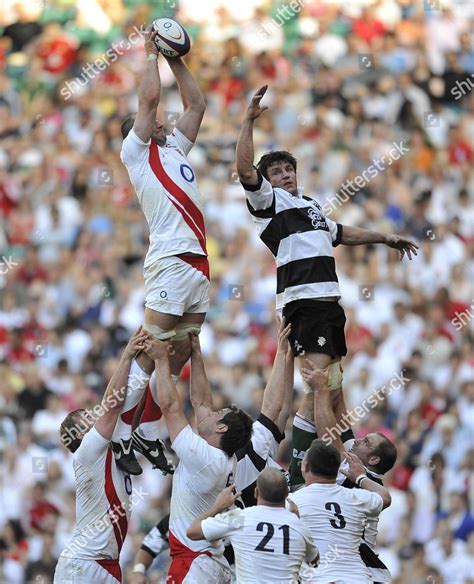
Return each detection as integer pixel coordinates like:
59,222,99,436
180,164,195,183
124,475,132,495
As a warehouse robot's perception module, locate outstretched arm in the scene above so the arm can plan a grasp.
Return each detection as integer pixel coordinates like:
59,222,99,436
261,319,292,423
340,225,419,261
95,327,148,441
236,85,269,185
143,336,188,442
276,344,295,434
189,334,214,426
165,57,206,143
300,361,345,457
133,26,161,143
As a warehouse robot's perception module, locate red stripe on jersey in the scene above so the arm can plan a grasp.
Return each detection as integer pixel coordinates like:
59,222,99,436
120,403,138,425
141,382,163,423
168,530,211,584
96,559,122,583
176,253,210,280
148,143,207,255
104,449,128,552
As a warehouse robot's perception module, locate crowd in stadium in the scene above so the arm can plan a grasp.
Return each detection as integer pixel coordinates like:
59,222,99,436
0,0,473,582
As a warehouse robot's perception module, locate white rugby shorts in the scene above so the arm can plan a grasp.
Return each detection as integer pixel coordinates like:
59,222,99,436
144,254,210,316
53,557,121,583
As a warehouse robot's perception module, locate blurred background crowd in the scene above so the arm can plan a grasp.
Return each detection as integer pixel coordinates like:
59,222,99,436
0,0,473,582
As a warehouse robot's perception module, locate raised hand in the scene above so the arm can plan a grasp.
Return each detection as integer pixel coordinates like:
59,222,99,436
143,335,170,361
300,360,330,392
340,451,366,483
123,326,148,359
276,315,292,354
143,24,159,57
385,235,419,261
212,486,242,514
245,85,269,121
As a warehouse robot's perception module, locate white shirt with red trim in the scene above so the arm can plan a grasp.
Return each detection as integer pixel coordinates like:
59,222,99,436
169,425,236,564
59,427,132,560
120,128,207,267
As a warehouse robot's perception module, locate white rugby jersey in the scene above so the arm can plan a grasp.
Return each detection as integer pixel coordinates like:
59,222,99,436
242,170,342,310
120,128,207,267
169,425,236,563
202,505,318,584
60,427,132,560
290,483,384,584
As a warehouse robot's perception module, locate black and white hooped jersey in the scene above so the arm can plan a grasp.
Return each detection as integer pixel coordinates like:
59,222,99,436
242,170,343,310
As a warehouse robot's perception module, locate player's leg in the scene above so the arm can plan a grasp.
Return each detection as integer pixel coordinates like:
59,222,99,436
170,311,206,374
111,350,154,475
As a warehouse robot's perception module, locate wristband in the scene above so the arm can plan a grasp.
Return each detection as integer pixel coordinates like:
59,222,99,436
355,474,367,487
146,53,158,61
133,563,147,574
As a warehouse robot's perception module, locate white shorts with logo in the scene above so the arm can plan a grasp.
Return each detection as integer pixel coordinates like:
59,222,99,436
54,557,121,584
144,255,210,316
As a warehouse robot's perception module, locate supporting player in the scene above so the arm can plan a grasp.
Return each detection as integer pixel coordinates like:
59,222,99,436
142,333,253,584
118,25,208,472
236,84,418,473
289,439,391,584
301,362,397,583
187,468,319,583
131,318,294,582
53,328,148,584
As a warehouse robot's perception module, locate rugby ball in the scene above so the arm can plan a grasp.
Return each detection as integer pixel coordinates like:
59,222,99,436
152,18,191,58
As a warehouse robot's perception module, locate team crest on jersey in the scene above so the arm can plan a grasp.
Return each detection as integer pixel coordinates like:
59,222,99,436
307,207,328,230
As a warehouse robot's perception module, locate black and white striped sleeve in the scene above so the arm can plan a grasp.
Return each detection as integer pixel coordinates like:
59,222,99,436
241,169,276,216
141,515,169,557
324,213,343,247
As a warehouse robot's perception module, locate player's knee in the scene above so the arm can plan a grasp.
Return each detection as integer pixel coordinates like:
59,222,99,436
143,322,176,341
173,322,202,341
328,361,343,391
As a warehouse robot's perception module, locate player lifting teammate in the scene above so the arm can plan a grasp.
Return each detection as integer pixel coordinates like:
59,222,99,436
54,328,147,584
117,25,208,474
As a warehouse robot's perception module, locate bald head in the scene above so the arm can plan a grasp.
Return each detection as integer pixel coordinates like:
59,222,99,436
256,468,288,505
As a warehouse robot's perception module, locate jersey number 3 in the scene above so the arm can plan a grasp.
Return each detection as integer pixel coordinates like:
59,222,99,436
255,522,290,555
325,501,346,529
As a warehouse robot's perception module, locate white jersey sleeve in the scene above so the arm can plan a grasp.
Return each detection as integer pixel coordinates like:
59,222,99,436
355,489,384,517
241,170,275,212
201,508,243,542
167,128,193,155
120,129,150,168
74,426,110,467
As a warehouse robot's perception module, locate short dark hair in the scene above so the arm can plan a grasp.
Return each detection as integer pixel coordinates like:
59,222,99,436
372,433,397,474
256,150,297,180
257,468,288,503
121,114,135,139
219,406,253,457
305,439,341,479
59,408,90,453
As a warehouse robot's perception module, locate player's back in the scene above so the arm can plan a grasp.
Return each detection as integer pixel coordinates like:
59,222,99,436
223,505,316,583
60,427,131,561
169,425,236,560
290,483,383,584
